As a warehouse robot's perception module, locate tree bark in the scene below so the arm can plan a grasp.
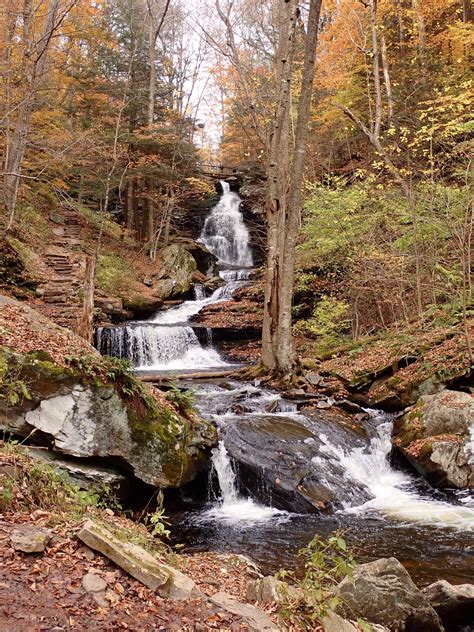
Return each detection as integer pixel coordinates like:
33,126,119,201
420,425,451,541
76,255,96,342
262,0,323,374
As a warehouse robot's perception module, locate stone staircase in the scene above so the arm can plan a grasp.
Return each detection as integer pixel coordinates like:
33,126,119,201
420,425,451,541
35,208,85,330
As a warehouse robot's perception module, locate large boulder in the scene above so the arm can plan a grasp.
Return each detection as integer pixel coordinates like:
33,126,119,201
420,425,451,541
154,244,197,299
392,390,473,489
336,557,444,631
0,347,217,488
221,408,372,513
173,238,218,276
422,580,474,630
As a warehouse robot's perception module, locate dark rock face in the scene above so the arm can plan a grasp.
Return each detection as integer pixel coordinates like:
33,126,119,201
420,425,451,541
336,557,445,632
422,580,474,630
392,390,473,489
0,348,217,489
221,409,372,513
0,237,37,298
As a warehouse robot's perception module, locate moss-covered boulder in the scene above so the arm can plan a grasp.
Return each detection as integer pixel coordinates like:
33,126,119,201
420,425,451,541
154,245,197,299
392,390,473,489
0,347,217,488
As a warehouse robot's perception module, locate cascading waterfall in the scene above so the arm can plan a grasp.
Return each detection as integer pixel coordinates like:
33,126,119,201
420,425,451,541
97,325,226,371
319,417,474,529
98,181,254,371
202,442,286,523
200,181,253,268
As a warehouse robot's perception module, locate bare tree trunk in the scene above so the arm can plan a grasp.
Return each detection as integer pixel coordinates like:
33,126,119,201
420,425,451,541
76,255,96,342
262,0,323,373
261,0,299,371
380,34,394,127
411,0,426,57
276,0,323,371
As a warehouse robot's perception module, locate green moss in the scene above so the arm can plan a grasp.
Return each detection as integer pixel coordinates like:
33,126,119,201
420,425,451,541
96,253,137,294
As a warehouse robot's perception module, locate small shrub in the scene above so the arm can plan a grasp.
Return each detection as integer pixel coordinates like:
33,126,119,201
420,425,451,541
278,533,355,630
294,295,350,354
165,384,195,414
0,443,99,519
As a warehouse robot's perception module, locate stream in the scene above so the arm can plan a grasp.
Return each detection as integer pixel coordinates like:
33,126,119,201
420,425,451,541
97,181,474,587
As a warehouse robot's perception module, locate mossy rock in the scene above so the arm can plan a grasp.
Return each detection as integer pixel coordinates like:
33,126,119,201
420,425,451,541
0,347,217,488
155,245,197,298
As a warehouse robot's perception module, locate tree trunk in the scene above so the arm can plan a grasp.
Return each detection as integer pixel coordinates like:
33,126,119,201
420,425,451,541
261,0,299,371
380,34,394,127
262,0,323,374
76,255,96,342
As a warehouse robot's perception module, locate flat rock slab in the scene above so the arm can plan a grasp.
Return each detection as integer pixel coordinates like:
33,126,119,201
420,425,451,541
11,526,51,553
77,520,196,600
210,591,280,631
77,520,169,592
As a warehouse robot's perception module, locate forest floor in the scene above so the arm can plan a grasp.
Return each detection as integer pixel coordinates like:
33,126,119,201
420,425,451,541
0,446,277,632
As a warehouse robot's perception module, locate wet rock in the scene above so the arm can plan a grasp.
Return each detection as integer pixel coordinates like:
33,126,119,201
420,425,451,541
221,411,372,513
209,591,279,631
174,238,218,275
336,557,444,632
154,278,176,299
335,399,366,414
11,526,51,553
122,294,163,316
422,580,474,629
82,573,107,593
155,244,197,298
204,275,225,292
392,390,474,489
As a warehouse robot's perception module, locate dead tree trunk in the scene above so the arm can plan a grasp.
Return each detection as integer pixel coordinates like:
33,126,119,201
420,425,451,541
76,255,96,342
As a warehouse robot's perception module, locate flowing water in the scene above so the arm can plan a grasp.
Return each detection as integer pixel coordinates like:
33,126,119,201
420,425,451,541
96,180,474,586
171,382,474,585
97,181,253,370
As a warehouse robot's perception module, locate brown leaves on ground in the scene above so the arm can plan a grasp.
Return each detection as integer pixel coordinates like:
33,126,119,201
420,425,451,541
0,300,94,366
194,300,263,330
320,319,473,400
0,448,262,631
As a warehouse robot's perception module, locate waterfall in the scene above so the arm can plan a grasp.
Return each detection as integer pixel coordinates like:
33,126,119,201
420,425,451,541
211,443,239,504
319,415,474,530
194,284,206,301
96,181,254,371
202,441,287,524
200,181,253,268
97,325,228,371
